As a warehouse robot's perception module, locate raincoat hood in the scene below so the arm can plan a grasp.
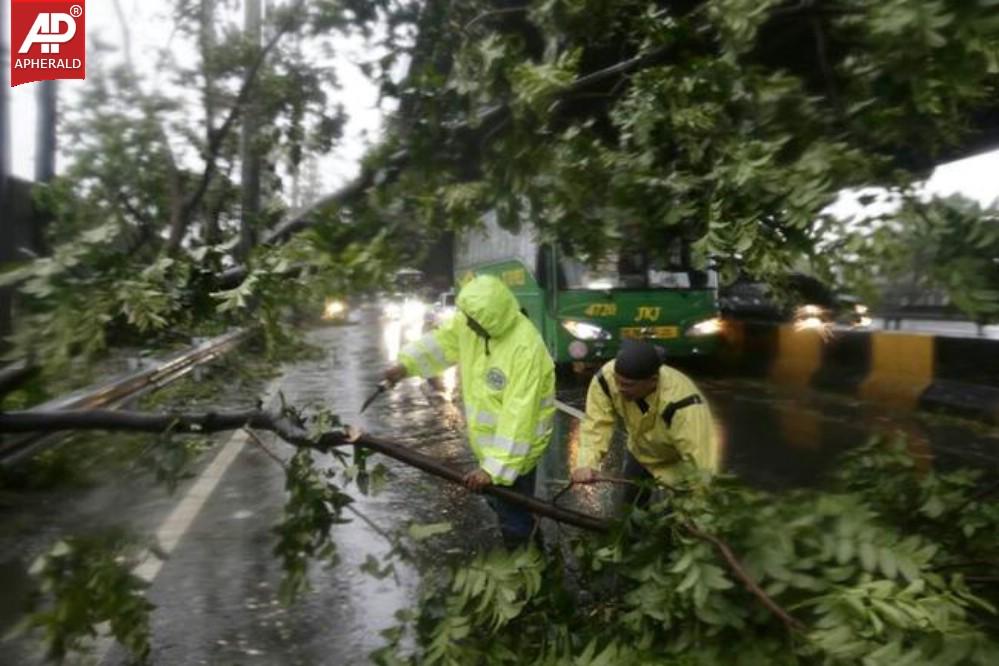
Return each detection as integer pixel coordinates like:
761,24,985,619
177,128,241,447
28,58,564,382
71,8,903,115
457,275,520,339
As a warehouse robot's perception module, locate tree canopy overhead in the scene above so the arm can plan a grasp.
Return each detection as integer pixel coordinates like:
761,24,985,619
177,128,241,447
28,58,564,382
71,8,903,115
3,3,999,663
369,0,999,284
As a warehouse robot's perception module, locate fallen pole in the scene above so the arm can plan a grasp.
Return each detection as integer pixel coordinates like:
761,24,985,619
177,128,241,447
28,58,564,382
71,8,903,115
349,432,610,533
0,408,610,533
0,406,806,629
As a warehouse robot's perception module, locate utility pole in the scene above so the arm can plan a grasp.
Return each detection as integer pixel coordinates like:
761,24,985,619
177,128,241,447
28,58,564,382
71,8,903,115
0,0,11,341
1,0,10,200
35,81,58,183
238,0,263,261
201,0,221,245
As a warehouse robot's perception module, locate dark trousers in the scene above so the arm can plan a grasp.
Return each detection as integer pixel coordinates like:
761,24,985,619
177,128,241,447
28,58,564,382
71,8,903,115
485,468,539,548
622,449,655,508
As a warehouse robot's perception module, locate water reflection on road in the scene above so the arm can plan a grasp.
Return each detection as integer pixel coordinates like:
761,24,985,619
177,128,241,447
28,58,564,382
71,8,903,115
1,307,997,665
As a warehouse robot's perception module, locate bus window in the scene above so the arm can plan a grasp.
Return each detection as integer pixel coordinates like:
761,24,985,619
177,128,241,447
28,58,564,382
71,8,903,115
559,247,715,291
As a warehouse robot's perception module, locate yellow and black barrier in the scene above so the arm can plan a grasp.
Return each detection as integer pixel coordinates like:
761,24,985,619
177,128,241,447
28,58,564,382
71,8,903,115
718,320,999,425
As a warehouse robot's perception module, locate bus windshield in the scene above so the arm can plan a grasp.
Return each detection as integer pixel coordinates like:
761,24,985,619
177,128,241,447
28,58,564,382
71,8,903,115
560,251,716,291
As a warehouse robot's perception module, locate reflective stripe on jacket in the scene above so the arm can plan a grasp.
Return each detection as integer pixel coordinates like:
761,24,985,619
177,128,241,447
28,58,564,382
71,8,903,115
399,275,555,486
577,361,719,484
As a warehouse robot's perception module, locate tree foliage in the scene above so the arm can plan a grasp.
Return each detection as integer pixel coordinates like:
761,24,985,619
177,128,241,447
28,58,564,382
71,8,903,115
376,436,999,665
4,1,999,662
15,533,154,663
1,0,409,377
372,0,999,287
824,194,999,322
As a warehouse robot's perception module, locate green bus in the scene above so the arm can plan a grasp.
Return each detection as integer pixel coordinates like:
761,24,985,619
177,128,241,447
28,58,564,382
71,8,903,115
455,213,722,365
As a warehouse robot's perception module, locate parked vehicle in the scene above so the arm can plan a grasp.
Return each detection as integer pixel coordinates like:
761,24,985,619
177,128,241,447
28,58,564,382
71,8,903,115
427,290,456,327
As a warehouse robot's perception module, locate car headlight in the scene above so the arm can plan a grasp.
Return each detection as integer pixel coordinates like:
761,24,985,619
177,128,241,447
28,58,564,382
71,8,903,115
324,299,346,318
401,299,427,324
686,317,723,336
798,304,825,317
562,320,611,341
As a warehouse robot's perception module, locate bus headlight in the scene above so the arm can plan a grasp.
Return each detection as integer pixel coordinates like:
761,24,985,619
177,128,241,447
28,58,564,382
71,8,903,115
686,317,723,336
562,320,611,341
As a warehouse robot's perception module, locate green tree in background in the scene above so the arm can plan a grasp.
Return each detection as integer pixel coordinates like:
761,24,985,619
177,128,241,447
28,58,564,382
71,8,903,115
370,0,999,297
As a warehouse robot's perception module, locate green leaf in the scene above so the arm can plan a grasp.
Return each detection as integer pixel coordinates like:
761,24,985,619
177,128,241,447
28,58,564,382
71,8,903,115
878,547,898,579
859,542,878,572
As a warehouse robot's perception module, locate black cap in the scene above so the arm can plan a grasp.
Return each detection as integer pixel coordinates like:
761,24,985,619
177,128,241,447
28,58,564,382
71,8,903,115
614,340,663,380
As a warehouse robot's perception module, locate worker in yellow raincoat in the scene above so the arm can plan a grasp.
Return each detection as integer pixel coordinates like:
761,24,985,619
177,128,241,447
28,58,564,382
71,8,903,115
571,341,719,496
382,275,556,547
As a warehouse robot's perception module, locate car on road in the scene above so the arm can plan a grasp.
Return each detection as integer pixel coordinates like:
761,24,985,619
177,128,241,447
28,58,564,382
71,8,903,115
719,273,871,329
427,290,457,327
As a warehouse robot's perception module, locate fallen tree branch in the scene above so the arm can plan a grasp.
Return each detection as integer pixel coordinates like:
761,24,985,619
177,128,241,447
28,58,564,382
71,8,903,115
0,409,608,533
247,42,677,253
682,520,805,632
342,432,610,533
549,473,803,631
0,407,805,628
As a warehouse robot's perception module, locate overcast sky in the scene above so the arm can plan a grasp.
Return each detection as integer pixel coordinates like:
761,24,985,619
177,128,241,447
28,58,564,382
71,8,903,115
7,0,391,196
6,2,999,215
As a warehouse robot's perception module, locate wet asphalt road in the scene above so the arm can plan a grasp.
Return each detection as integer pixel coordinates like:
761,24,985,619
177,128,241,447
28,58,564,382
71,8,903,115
2,307,998,664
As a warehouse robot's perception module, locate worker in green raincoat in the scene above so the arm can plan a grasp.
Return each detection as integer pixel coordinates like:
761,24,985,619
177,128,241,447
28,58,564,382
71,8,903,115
382,274,556,547
571,341,719,495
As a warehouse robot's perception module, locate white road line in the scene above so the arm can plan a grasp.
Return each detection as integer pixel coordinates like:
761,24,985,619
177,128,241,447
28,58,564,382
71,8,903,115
97,378,283,663
555,399,586,421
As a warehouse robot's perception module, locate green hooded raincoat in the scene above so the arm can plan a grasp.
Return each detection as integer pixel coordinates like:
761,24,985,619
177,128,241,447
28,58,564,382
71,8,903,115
398,275,556,486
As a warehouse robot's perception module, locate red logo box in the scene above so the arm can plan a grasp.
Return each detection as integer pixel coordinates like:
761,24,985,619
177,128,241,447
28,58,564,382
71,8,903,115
10,0,86,86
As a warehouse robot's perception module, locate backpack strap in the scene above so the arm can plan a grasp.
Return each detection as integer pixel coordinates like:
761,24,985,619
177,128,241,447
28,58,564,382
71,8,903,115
661,394,703,428
596,371,612,402
592,369,622,419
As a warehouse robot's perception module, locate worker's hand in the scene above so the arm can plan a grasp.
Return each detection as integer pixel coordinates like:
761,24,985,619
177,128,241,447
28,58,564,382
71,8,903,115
383,364,408,385
570,467,599,484
463,468,492,492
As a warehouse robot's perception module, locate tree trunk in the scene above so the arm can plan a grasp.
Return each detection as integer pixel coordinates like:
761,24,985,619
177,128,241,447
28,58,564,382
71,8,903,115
238,0,263,261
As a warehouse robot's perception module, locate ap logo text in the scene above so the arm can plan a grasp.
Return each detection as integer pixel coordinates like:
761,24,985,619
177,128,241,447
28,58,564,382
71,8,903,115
10,1,86,86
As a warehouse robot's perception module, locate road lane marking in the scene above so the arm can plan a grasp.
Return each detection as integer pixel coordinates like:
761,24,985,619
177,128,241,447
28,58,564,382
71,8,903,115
96,378,283,664
555,399,586,421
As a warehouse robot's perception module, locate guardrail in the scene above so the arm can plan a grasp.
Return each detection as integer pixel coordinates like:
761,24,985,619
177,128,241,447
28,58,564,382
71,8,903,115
719,320,999,425
0,329,251,466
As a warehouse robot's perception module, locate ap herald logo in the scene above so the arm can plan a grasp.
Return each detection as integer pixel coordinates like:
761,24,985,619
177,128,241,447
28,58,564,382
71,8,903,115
11,0,86,86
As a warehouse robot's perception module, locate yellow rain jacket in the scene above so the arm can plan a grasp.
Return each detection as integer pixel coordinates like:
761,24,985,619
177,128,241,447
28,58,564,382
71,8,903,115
577,361,719,484
398,275,556,486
